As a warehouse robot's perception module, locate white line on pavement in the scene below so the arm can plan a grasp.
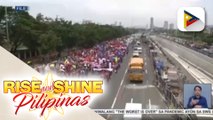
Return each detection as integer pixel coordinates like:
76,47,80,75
111,68,128,109
131,98,133,103
149,99,151,109
163,48,213,95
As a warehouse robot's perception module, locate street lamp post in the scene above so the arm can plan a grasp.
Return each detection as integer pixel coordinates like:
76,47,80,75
5,6,10,42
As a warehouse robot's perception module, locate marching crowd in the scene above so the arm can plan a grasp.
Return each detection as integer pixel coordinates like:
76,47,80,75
34,37,131,80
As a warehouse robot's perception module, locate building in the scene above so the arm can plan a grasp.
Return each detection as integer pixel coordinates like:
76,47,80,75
169,23,174,30
205,25,213,35
150,17,154,30
111,21,118,26
82,20,92,24
163,21,168,30
16,45,39,60
119,22,122,26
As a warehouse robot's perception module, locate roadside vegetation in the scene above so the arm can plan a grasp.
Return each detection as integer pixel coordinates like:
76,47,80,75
0,6,130,57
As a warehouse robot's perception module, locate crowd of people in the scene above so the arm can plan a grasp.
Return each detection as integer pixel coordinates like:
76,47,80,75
34,37,131,80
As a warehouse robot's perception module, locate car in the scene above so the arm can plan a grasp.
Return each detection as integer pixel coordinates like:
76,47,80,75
136,47,142,54
134,47,138,51
132,52,140,57
137,47,142,50
136,41,140,45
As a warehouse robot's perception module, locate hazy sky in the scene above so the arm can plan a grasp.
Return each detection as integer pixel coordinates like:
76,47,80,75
0,0,213,27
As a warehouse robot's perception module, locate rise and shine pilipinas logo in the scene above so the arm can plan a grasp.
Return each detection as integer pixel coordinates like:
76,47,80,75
3,73,103,120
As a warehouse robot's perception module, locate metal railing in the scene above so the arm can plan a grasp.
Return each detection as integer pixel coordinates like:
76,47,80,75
149,40,197,120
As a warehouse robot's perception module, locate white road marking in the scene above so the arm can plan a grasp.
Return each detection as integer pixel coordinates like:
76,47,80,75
163,48,213,95
149,99,151,109
181,56,213,79
125,84,155,89
111,68,128,109
145,69,148,74
131,98,133,103
145,62,147,65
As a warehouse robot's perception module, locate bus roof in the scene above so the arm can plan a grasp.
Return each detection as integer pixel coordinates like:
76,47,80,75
130,66,143,69
130,57,143,65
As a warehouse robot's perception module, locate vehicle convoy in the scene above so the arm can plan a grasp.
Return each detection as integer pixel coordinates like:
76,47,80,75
133,46,142,54
128,57,144,82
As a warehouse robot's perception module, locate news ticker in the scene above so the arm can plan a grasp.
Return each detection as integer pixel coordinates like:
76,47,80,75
93,109,213,115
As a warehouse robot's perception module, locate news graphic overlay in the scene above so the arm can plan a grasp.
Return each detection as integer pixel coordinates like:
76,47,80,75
184,84,211,109
94,109,213,115
15,6,29,11
177,7,205,32
3,73,103,119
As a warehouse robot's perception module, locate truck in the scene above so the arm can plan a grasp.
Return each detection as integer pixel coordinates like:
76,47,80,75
123,100,142,120
128,57,144,82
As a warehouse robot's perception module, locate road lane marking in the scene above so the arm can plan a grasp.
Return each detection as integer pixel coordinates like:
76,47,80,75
149,99,151,109
145,69,148,74
180,56,213,79
111,68,128,109
163,48,213,95
125,84,155,89
161,36,213,65
108,47,144,119
131,98,133,103
145,62,147,65
107,52,130,120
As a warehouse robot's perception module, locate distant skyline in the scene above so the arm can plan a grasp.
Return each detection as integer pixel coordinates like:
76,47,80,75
0,0,213,27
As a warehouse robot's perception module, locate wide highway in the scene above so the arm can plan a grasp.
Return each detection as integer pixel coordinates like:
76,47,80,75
90,38,175,120
151,35,213,120
151,35,213,77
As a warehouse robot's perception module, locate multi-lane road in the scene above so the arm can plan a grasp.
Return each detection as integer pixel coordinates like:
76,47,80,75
91,34,213,120
151,35,213,78
90,38,174,120
151,35,213,120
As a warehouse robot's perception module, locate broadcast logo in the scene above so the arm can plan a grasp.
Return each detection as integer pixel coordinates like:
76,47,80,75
3,73,103,120
177,7,205,32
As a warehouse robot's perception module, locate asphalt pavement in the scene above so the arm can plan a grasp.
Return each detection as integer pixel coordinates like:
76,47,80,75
90,40,175,120
151,35,213,77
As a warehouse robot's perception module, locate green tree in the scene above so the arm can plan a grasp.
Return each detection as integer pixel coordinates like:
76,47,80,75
0,6,130,61
203,36,213,45
38,30,62,54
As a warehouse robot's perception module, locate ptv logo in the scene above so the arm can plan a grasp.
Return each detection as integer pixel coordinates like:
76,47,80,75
184,10,199,29
177,7,205,32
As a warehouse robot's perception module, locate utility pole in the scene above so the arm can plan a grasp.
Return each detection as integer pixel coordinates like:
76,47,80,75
5,6,10,42
193,32,195,43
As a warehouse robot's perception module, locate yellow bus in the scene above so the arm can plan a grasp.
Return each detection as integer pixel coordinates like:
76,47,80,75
128,57,144,82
